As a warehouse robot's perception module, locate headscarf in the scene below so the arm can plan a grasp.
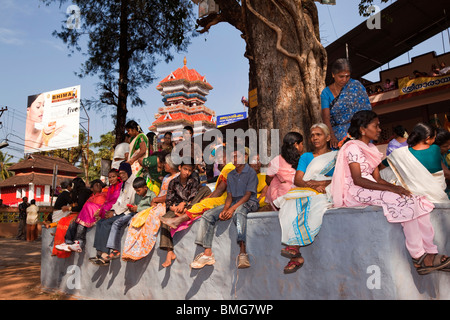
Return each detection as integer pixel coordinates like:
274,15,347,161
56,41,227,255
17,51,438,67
119,162,132,178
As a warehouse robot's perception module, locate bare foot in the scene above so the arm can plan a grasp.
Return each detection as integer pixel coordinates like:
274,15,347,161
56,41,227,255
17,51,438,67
162,250,176,268
160,216,179,229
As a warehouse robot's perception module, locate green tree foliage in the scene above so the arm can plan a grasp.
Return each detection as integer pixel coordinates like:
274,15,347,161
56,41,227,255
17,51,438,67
91,131,115,162
0,151,13,181
41,0,196,144
358,0,389,16
89,131,116,180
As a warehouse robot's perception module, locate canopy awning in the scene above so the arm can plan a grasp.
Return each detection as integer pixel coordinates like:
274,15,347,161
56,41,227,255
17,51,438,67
325,0,450,84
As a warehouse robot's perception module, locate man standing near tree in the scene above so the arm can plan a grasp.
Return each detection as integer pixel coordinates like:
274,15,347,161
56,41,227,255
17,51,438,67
16,197,30,240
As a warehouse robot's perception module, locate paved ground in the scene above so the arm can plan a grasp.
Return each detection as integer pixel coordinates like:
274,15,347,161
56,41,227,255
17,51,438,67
0,237,74,300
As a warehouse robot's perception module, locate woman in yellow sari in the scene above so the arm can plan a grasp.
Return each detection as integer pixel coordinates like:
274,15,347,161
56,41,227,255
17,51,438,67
121,154,179,261
125,120,148,177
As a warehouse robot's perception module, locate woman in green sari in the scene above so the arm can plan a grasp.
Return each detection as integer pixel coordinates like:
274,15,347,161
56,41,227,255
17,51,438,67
125,120,148,177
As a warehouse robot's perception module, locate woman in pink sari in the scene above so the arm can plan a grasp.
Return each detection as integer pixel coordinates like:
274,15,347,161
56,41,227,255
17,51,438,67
56,170,122,253
331,110,450,275
76,169,122,228
266,132,304,210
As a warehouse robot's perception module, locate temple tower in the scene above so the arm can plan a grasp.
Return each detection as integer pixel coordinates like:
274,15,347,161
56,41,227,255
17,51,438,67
149,57,216,142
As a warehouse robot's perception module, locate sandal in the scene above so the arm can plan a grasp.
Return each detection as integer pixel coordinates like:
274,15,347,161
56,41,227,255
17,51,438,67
413,253,450,275
439,257,450,273
88,256,101,265
281,246,301,259
93,257,110,266
441,265,450,272
106,250,121,260
283,259,304,274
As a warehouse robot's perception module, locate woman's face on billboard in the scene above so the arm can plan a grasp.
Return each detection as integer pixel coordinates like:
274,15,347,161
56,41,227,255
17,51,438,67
27,94,45,123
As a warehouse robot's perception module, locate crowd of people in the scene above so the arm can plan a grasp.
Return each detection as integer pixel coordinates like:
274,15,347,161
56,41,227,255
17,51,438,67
39,58,449,279
364,61,450,95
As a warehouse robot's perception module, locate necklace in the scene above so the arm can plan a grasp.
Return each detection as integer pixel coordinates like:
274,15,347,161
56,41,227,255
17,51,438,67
331,83,341,97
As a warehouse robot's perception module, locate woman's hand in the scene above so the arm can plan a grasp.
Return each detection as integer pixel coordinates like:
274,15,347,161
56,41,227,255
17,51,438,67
329,134,339,149
305,180,316,189
389,185,411,197
315,185,326,193
305,180,329,193
43,122,65,136
321,108,338,149
151,198,160,207
104,211,114,219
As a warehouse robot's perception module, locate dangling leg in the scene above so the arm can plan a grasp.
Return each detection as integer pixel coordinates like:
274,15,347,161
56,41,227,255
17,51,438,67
402,215,449,274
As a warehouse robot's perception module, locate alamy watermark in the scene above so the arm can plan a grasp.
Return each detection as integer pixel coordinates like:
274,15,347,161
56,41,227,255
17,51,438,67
66,5,81,30
170,121,280,167
366,5,381,30
366,265,381,290
66,265,82,290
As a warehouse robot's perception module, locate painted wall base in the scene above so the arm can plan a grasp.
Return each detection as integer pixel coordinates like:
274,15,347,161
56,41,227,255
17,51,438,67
41,204,450,300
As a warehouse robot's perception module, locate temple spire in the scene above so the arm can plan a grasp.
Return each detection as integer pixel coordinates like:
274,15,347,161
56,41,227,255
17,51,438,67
183,56,187,66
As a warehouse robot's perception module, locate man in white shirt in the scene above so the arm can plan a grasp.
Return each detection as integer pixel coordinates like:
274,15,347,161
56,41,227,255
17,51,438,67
111,134,131,170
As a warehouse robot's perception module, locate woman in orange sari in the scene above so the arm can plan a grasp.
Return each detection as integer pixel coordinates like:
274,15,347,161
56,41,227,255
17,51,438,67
51,178,91,258
51,214,77,258
122,155,179,261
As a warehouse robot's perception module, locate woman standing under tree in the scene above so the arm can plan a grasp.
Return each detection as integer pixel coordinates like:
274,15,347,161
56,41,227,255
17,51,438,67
125,120,148,177
321,58,372,148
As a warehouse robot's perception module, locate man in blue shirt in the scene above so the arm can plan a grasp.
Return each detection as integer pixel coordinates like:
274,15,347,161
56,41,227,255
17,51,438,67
190,148,259,269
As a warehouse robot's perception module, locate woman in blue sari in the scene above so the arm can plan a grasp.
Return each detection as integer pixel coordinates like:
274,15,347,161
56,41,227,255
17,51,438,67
321,58,372,148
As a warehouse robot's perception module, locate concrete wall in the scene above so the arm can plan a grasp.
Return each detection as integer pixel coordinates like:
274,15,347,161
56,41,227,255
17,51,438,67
40,204,450,300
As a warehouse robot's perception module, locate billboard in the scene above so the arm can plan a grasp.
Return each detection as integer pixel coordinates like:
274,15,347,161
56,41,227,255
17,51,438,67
216,112,247,127
24,85,80,153
398,74,450,95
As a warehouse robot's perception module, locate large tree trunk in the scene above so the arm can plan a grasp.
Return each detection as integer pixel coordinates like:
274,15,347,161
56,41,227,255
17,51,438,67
197,0,327,153
116,0,130,145
243,0,327,152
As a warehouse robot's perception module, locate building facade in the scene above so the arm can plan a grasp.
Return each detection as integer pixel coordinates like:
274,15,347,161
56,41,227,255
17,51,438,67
365,51,450,144
0,154,81,207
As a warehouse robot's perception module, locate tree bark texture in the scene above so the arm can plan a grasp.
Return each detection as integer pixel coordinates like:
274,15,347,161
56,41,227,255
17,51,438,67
117,0,130,145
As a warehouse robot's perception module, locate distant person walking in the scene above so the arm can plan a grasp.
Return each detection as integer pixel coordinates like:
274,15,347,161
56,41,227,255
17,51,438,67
26,200,39,242
16,197,29,240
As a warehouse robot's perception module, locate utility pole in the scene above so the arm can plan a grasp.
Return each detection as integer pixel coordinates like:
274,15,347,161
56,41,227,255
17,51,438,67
0,106,7,128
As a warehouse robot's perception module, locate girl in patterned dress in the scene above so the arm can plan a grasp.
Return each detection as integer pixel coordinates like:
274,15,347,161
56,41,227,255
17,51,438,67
331,110,450,275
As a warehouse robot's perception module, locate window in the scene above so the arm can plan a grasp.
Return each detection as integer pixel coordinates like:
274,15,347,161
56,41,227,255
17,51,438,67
36,186,41,198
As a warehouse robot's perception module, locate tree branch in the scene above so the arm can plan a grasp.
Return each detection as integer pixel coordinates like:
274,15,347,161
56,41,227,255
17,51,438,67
245,0,305,67
277,0,327,79
196,12,226,33
196,0,245,33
